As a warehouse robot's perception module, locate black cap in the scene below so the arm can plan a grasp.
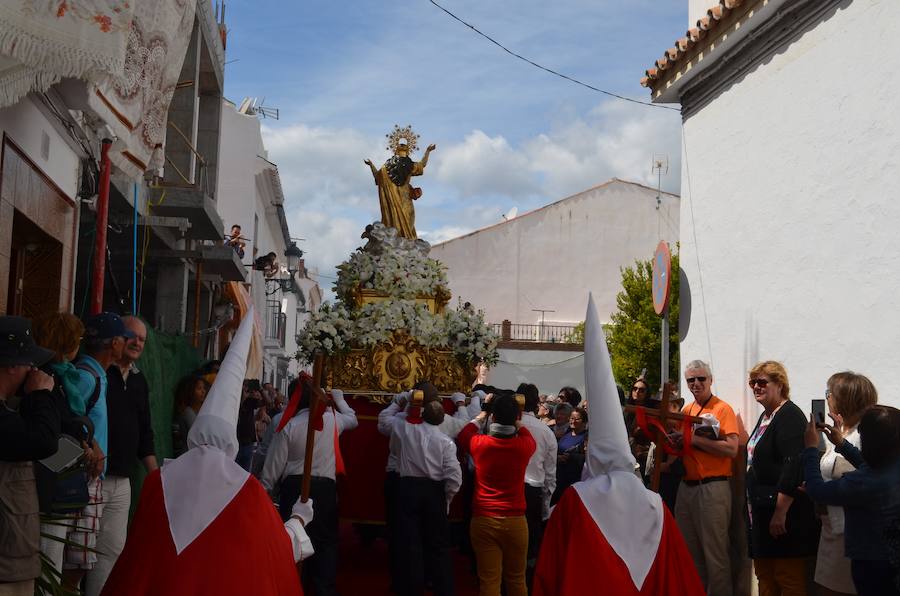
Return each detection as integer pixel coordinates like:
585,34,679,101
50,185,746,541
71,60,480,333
84,312,136,341
0,316,55,367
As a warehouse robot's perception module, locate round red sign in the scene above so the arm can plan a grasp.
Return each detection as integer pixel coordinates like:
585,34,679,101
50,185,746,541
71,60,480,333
652,241,671,315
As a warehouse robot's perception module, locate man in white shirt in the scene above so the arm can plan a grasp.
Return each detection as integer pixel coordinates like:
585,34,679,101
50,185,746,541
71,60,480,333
260,383,357,596
377,382,474,592
516,383,558,586
391,399,462,596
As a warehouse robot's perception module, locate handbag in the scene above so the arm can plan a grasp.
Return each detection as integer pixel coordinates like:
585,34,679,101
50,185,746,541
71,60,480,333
47,367,101,513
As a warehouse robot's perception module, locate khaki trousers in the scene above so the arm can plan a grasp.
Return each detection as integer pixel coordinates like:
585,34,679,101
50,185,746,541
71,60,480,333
675,480,734,596
0,580,34,596
754,558,809,596
470,515,528,596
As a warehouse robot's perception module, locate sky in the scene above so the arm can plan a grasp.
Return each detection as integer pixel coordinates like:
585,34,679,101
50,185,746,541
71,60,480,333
221,0,686,294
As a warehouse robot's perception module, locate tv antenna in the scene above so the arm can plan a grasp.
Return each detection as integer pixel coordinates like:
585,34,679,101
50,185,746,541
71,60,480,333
651,154,669,210
238,97,280,120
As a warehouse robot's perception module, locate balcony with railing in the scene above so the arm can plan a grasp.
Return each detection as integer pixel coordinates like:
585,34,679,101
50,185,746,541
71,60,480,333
265,300,287,349
490,320,582,345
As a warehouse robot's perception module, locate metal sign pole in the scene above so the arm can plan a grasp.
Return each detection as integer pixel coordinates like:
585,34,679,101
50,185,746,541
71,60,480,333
661,305,669,387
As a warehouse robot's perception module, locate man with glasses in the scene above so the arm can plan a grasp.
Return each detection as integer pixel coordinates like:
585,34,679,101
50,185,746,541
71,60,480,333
674,360,739,596
84,316,157,596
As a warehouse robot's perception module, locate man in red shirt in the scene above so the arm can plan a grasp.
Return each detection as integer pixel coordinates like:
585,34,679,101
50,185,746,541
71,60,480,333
458,393,535,596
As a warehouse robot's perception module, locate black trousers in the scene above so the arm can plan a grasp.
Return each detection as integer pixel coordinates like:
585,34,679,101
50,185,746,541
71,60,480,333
280,475,338,596
384,470,402,592
524,484,544,562
394,476,453,596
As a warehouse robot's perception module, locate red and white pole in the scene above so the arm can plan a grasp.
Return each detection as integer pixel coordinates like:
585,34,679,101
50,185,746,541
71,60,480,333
90,139,113,315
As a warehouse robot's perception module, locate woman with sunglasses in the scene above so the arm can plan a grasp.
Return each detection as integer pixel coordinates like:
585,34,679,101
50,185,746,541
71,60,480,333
624,378,653,477
745,361,819,596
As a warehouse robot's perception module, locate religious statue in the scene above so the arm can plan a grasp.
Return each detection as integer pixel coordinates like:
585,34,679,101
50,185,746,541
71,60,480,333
364,125,436,240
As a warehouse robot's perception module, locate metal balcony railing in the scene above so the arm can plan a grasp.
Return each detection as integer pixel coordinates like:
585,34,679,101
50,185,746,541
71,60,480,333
265,301,286,348
490,321,581,344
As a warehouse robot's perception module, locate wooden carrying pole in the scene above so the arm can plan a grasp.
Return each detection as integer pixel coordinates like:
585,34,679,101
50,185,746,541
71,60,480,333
300,353,325,504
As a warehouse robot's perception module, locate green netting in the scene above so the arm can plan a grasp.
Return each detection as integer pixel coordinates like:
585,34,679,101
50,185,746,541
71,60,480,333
128,327,202,508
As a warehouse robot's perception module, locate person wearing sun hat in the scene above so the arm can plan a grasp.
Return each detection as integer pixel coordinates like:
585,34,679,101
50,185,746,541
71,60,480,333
532,295,704,595
0,315,60,593
100,308,314,595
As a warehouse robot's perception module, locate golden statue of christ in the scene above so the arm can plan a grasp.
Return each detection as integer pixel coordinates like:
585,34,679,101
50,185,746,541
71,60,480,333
364,125,435,240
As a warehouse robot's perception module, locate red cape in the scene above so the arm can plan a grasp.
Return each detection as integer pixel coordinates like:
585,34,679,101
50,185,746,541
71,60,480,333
533,488,704,596
101,469,302,596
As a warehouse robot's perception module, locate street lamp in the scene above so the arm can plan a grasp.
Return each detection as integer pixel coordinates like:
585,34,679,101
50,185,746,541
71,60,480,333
265,242,304,295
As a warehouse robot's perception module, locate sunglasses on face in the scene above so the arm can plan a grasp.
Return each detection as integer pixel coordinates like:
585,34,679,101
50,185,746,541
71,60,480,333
632,386,647,392
748,378,769,388
686,377,707,384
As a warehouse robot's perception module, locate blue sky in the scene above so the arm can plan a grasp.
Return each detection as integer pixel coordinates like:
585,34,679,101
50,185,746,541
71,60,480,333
221,0,686,289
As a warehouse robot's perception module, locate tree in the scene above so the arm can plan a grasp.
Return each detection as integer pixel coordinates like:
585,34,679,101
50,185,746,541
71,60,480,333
605,251,679,393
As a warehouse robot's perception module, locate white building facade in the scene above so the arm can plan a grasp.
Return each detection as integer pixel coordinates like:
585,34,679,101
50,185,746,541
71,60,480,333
643,0,900,419
430,178,679,328
217,99,321,391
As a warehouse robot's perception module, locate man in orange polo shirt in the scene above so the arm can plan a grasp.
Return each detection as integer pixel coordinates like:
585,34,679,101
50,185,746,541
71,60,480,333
676,360,739,596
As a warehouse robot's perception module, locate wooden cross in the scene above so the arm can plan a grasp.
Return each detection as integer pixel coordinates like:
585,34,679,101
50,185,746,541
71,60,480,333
623,382,705,492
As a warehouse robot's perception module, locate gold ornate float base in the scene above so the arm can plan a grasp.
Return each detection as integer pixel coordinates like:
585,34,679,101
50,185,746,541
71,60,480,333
325,331,476,403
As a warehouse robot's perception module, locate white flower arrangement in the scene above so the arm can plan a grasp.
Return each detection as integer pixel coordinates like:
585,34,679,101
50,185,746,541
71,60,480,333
295,300,498,366
335,223,449,303
296,222,497,366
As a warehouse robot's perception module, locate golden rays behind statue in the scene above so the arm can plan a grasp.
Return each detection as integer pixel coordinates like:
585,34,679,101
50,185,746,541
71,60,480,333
364,125,436,240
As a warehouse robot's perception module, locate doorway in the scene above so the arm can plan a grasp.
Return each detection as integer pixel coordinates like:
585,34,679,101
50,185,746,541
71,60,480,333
6,210,63,317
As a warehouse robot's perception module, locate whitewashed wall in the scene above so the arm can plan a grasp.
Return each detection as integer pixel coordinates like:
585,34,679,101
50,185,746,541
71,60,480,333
678,0,900,425
0,97,80,197
486,348,585,398
430,179,679,325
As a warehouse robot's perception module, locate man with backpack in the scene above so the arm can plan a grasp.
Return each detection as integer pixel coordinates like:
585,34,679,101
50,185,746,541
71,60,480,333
61,313,133,591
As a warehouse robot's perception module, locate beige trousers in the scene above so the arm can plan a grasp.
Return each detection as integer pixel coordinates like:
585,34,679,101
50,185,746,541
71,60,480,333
675,480,734,596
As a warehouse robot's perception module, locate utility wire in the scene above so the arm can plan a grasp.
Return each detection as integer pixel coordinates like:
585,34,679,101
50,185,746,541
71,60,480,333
428,0,680,112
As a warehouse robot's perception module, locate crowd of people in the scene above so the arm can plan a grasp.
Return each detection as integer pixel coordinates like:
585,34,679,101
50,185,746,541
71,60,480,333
3,304,900,596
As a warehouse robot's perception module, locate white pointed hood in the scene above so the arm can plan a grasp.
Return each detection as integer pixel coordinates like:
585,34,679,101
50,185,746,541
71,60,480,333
573,294,663,590
582,294,636,477
188,305,254,459
161,307,256,555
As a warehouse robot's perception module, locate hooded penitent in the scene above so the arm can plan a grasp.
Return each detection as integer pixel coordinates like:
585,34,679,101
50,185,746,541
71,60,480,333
573,294,663,589
162,307,255,554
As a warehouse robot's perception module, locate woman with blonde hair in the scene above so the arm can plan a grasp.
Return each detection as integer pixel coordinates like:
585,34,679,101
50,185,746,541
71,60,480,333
815,372,878,595
745,360,819,596
31,312,98,574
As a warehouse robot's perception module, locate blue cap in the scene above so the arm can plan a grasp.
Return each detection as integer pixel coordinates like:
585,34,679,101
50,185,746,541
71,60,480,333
83,312,136,340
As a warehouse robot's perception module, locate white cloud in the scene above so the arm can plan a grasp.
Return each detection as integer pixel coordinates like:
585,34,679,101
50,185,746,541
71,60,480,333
434,130,538,198
420,225,476,245
261,123,388,214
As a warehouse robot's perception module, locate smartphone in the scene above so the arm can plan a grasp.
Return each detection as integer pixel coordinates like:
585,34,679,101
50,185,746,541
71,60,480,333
811,399,826,425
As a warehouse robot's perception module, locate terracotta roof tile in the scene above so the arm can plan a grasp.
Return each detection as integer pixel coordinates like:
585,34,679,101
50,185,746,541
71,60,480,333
708,4,726,20
640,0,757,90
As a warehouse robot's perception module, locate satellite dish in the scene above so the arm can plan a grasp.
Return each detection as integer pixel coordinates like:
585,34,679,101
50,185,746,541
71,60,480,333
502,207,518,221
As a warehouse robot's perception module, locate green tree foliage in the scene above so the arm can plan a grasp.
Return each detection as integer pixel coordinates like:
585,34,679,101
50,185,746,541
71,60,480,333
605,251,679,393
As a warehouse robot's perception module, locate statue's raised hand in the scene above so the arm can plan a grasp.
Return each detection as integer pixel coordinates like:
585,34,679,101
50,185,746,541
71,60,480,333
364,159,374,166
426,144,436,152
